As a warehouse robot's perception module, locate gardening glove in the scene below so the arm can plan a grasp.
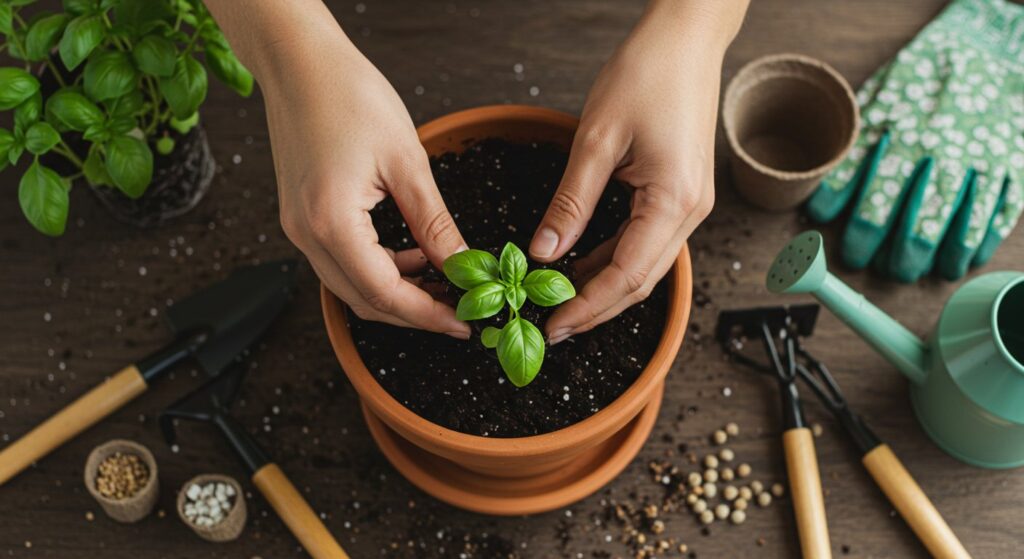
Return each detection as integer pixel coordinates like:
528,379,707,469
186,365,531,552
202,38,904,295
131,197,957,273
808,0,1024,282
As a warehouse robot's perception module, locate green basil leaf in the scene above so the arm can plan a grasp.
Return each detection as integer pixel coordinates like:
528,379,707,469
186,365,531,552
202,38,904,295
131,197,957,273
45,88,103,131
204,42,253,97
480,326,501,349
497,318,544,387
108,116,135,134
82,122,108,142
132,34,176,77
9,143,25,166
443,249,500,290
105,89,144,118
6,30,28,60
84,50,138,101
104,135,152,198
19,160,69,236
169,111,198,134
14,91,43,132
455,281,506,321
25,13,69,61
523,269,576,307
0,67,41,110
59,14,105,71
505,284,526,311
63,0,98,15
113,0,174,30
499,242,527,284
82,147,111,186
0,129,15,172
158,56,207,119
25,122,60,155
0,4,14,36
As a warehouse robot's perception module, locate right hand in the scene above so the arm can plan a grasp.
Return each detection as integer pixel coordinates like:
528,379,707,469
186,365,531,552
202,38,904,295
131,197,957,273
255,29,470,338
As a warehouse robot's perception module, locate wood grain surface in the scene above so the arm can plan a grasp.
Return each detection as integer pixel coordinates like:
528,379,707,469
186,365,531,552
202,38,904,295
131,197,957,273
1,1,1022,558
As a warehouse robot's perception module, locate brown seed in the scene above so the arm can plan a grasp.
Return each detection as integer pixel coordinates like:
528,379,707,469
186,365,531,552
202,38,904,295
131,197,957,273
714,504,730,520
644,504,659,519
771,483,785,497
723,485,738,501
704,468,719,483
85,511,94,521
812,423,823,437
739,487,753,501
737,463,752,478
679,543,689,553
652,520,665,535
704,455,719,469
719,448,735,462
725,422,740,436
757,492,773,507
750,480,764,495
734,498,748,511
712,430,728,445
721,467,735,481
700,510,715,525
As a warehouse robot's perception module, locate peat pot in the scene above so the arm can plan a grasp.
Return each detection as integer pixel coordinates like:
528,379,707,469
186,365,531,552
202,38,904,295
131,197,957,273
322,105,692,515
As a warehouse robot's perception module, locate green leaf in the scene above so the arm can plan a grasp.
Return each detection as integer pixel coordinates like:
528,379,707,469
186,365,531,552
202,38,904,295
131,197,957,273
169,111,199,134
106,89,144,118
25,122,60,155
481,326,501,349
82,122,108,142
104,135,153,198
45,88,104,131
0,129,15,172
132,34,176,77
523,269,576,307
0,4,13,35
499,242,527,284
113,0,174,30
19,160,69,236
82,147,111,186
455,281,506,321
83,50,139,101
9,143,25,166
63,0,98,15
59,14,105,71
497,318,544,387
25,14,69,61
443,249,500,290
108,116,135,134
14,91,43,132
158,56,207,119
505,284,526,311
204,42,253,97
0,68,41,110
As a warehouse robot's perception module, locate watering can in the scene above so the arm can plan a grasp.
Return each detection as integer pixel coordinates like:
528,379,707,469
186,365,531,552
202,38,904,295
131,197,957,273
767,231,1024,469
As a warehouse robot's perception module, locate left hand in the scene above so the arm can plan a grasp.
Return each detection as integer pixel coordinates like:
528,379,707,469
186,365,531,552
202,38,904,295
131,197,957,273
530,2,741,344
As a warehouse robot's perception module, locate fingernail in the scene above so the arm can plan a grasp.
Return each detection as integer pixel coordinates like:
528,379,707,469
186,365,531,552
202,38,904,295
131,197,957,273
446,330,471,340
531,228,559,259
455,243,469,254
548,327,572,346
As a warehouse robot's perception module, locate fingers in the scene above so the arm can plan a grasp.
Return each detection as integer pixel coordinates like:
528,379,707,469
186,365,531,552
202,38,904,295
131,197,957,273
530,128,621,262
386,148,467,269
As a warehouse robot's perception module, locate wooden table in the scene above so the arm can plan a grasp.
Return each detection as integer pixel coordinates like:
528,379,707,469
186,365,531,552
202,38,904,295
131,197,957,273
2,1,1020,557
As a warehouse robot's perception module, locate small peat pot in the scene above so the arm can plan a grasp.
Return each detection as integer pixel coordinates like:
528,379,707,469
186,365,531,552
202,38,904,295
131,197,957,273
84,439,159,523
176,474,247,542
723,53,859,211
322,105,692,515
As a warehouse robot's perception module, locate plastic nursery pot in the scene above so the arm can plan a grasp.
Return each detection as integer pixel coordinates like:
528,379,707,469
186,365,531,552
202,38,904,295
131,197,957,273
176,473,247,542
84,439,159,523
722,53,859,212
322,105,693,516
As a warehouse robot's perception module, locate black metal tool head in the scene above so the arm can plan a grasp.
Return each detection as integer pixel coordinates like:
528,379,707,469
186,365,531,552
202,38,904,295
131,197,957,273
159,364,248,446
165,260,297,376
715,304,819,349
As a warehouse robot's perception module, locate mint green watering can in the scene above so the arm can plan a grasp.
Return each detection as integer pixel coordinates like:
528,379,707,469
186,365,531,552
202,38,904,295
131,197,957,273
768,231,1024,469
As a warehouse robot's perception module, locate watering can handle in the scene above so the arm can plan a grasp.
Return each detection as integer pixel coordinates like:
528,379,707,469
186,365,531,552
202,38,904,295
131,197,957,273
783,427,833,559
252,463,350,559
0,366,148,486
862,445,972,559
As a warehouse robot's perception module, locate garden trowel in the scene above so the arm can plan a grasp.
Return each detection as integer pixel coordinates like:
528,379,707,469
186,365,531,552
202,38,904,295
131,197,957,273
161,364,349,559
0,260,297,486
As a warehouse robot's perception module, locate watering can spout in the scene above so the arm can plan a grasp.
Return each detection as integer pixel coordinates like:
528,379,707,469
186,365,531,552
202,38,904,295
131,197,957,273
767,232,929,385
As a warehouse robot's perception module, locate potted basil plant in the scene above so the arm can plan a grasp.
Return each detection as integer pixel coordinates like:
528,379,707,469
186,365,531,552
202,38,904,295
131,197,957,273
0,0,253,233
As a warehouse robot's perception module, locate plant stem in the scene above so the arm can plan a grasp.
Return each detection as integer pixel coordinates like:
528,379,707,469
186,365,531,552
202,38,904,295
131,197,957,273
52,142,84,169
44,60,67,88
101,12,131,51
8,11,32,71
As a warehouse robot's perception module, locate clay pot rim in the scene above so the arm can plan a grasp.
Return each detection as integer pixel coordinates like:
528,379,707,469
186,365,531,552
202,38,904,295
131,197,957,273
84,439,158,506
722,53,860,182
322,104,692,458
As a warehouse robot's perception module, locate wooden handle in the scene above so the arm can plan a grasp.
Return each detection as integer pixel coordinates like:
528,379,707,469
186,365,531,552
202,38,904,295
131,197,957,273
252,463,349,559
862,444,972,559
784,427,832,559
0,366,147,486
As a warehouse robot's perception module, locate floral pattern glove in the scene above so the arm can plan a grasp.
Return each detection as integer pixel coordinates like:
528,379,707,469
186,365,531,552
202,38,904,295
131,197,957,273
808,0,1024,282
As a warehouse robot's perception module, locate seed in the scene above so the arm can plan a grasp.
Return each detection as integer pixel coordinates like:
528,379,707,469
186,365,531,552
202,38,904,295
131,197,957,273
734,498,748,511
693,485,704,496
714,504,730,520
678,544,689,553
812,423,823,437
643,504,659,519
725,422,740,436
737,463,752,478
712,430,728,445
704,468,719,483
687,472,702,487
85,511,94,521
703,482,717,498
704,455,719,469
686,493,698,505
700,510,715,525
95,452,150,500
723,485,738,501
692,499,708,514
739,487,753,501
771,483,785,497
719,448,735,462
730,509,747,525
758,492,773,507
720,467,735,481
750,480,764,495
652,519,665,535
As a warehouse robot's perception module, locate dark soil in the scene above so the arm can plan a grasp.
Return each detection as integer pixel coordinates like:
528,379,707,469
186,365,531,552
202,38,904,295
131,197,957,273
348,138,669,437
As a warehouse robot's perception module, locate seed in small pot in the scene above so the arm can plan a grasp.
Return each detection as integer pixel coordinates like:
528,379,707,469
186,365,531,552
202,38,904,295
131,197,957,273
720,467,735,481
699,510,715,525
704,455,719,469
757,492,773,507
734,498,748,511
723,485,738,501
687,472,702,487
652,519,665,535
719,448,735,462
692,499,708,514
738,487,753,501
750,480,764,495
703,482,717,499
714,504,730,520
712,430,728,445
771,483,785,497
643,504,659,519
737,463,752,478
725,422,740,436
730,509,747,525
812,423,823,437
182,481,237,528
95,452,150,500
685,493,698,505
704,468,719,483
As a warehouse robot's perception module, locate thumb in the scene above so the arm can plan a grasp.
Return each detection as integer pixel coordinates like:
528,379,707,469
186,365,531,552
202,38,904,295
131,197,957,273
388,151,468,269
530,131,619,262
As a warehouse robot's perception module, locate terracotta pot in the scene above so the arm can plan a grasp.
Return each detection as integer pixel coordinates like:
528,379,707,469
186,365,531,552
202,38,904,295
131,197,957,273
322,105,692,515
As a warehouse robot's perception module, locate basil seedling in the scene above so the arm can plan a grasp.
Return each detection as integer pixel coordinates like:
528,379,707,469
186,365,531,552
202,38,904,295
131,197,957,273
443,242,575,387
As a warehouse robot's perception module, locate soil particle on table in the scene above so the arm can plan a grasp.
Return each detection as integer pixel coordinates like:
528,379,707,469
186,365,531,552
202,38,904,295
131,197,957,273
348,139,669,437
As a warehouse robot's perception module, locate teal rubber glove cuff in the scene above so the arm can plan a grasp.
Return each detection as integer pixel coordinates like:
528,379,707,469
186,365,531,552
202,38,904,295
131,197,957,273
809,0,1024,282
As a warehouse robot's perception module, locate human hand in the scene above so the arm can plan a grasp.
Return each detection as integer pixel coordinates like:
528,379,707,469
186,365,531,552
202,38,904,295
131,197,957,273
531,1,745,344
252,26,470,337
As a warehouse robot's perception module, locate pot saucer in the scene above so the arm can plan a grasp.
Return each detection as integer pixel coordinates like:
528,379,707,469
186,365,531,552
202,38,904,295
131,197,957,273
361,382,664,516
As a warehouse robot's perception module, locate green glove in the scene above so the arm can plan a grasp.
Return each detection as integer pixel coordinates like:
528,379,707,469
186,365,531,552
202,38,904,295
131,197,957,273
808,0,1024,282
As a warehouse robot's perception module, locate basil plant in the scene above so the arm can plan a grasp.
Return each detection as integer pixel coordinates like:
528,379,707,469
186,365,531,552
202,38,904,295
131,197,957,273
443,242,576,387
0,0,253,236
